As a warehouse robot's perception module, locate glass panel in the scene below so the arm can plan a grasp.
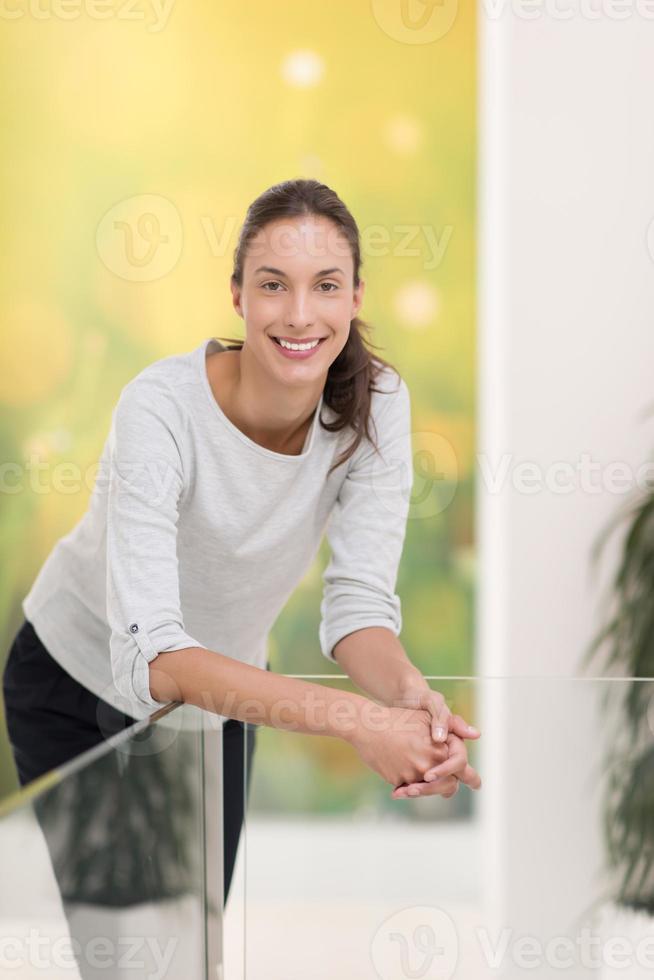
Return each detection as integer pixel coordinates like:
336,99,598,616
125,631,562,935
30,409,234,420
5,677,652,978
222,719,259,980
237,676,654,979
0,702,221,980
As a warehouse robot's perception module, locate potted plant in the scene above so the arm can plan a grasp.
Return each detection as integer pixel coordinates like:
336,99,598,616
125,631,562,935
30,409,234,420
581,478,654,977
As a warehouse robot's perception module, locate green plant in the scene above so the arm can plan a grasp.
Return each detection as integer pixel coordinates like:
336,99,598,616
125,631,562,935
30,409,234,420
34,724,203,908
582,482,654,913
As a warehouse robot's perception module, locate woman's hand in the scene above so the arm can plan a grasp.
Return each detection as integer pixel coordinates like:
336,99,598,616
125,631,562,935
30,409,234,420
391,731,482,799
389,685,482,799
348,704,451,789
393,686,480,745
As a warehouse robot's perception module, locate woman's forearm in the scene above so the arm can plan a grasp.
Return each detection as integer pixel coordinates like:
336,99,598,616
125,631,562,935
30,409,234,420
332,627,429,706
148,646,370,741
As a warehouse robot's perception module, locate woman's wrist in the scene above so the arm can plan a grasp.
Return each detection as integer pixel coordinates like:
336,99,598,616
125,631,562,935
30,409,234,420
333,694,395,748
326,690,375,744
386,670,431,708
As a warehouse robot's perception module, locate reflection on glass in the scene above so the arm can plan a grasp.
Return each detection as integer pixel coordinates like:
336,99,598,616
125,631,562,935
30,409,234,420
0,702,216,979
3,677,654,979
232,676,654,980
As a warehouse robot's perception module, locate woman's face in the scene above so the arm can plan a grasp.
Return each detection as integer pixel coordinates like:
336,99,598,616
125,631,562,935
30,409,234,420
231,214,365,387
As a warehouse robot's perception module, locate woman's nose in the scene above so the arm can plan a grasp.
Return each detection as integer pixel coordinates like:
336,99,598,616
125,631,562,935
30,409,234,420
284,292,315,329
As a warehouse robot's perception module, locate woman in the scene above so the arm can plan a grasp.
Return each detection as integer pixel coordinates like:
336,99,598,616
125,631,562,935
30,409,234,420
3,178,481,909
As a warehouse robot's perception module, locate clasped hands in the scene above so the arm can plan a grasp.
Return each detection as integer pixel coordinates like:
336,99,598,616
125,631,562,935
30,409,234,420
384,687,481,800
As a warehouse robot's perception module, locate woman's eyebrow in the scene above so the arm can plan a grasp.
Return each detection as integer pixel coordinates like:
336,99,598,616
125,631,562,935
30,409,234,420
253,265,345,278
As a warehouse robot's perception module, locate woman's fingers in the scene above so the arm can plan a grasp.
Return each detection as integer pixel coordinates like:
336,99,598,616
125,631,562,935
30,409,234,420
390,720,482,800
440,779,459,799
430,695,451,742
426,732,481,790
406,688,450,741
458,763,482,790
423,732,467,781
447,712,481,740
398,688,480,744
426,698,480,744
391,775,460,800
393,762,482,798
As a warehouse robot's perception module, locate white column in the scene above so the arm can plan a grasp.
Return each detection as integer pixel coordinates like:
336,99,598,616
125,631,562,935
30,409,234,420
477,1,654,966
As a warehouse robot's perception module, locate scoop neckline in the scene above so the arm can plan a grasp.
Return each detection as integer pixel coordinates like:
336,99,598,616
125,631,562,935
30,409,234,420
197,336,324,461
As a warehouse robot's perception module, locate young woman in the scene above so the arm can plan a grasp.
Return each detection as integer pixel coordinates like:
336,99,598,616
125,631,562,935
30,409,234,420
3,178,481,908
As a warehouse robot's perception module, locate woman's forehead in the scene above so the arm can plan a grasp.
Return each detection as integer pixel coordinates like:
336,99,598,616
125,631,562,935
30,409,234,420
245,218,353,273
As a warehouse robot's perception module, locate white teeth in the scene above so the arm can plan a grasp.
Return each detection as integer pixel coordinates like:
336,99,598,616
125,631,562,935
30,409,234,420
277,338,320,351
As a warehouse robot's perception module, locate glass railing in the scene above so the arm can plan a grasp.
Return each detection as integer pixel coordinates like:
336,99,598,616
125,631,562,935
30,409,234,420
228,676,654,980
0,700,226,979
3,676,654,979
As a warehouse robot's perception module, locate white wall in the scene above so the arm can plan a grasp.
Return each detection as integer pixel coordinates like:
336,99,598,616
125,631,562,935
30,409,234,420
477,3,654,965
479,6,654,681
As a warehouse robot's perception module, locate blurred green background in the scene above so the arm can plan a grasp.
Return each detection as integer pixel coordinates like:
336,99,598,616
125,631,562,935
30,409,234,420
0,0,476,803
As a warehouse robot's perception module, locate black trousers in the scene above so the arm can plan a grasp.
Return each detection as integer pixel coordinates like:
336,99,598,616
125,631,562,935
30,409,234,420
2,618,257,909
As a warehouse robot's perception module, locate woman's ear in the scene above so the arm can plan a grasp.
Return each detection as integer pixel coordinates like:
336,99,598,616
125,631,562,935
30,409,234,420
230,279,244,319
352,277,365,319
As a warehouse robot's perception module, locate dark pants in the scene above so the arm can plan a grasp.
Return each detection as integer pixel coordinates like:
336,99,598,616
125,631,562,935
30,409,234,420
2,618,257,908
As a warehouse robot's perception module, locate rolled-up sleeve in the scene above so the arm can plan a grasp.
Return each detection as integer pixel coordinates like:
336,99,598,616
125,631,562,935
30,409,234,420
319,376,414,664
105,380,207,711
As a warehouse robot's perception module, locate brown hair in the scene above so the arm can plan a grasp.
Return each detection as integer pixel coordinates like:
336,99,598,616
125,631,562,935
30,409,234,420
215,177,401,476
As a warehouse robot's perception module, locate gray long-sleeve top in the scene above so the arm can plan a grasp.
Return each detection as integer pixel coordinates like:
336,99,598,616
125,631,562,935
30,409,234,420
22,336,414,723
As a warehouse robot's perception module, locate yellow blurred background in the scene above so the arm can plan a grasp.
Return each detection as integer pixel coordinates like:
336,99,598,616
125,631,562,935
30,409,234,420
0,0,476,803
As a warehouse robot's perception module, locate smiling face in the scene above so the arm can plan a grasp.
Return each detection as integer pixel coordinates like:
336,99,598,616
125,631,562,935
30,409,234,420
231,214,365,387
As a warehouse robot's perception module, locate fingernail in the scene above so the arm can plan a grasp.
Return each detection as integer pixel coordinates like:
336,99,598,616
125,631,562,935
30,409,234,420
434,727,446,740
468,725,479,734
408,787,419,797
424,772,435,782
